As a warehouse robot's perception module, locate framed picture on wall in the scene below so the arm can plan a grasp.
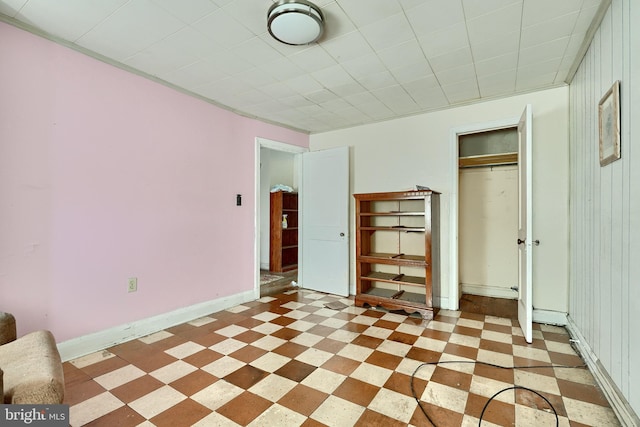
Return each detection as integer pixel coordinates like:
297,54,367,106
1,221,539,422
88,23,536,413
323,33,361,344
599,80,621,166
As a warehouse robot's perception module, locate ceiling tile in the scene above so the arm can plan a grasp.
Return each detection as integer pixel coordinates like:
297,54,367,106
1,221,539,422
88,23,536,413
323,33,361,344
152,0,219,24
223,0,271,36
390,61,435,85
574,4,601,33
336,0,403,27
306,88,339,103
478,69,517,96
123,27,217,76
192,8,254,47
285,74,324,95
355,99,395,120
474,52,517,77
75,0,185,60
462,0,521,20
289,46,337,73
522,0,583,27
261,81,298,99
398,0,426,10
235,66,279,88
373,86,420,115
427,46,473,73
470,31,519,61
330,80,367,97
319,97,352,112
232,88,273,107
520,12,579,48
256,57,304,82
377,39,427,70
157,26,225,60
358,70,398,91
17,0,128,41
517,58,563,90
465,2,522,44
516,71,557,92
0,0,28,17
519,37,570,67
418,22,469,59
434,63,476,86
158,60,229,90
316,1,357,41
359,12,415,51
124,47,198,78
233,37,282,67
204,49,253,75
403,74,440,93
442,78,480,103
321,30,373,62
406,83,449,110
311,64,357,89
407,0,465,37
341,54,387,79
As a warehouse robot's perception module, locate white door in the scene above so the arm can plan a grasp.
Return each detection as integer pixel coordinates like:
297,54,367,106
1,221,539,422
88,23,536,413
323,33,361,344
517,105,533,343
300,146,349,296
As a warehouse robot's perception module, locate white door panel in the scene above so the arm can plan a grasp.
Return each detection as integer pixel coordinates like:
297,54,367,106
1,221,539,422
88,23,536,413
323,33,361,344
517,104,533,343
300,146,349,296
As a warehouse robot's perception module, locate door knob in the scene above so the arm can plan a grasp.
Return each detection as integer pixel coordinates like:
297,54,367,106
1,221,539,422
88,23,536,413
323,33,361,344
517,238,525,245
340,232,345,237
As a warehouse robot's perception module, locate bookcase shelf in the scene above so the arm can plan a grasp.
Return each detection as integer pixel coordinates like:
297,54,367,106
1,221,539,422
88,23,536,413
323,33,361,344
269,191,298,272
354,190,440,320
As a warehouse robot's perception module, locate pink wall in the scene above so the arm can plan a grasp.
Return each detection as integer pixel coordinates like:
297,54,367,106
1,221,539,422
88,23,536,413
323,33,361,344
0,22,308,342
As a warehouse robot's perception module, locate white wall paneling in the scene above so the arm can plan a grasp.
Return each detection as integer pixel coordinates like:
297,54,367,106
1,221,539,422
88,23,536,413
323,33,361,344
568,0,640,423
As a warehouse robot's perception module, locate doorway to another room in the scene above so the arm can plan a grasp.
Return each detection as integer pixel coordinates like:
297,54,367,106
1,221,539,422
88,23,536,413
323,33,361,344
257,141,303,297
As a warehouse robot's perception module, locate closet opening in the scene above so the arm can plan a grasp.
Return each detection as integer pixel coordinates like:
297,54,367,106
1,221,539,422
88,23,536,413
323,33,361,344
457,127,519,317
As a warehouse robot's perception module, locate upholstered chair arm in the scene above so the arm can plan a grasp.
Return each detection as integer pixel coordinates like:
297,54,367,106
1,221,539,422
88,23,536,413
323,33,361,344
0,313,17,346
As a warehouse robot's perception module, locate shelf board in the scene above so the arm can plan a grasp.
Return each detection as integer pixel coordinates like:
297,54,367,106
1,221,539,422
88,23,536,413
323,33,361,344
358,253,426,267
361,271,425,286
359,211,424,216
355,290,433,320
281,264,297,272
359,226,425,232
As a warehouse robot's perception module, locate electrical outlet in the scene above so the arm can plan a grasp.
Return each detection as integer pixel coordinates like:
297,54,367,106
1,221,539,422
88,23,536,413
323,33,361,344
128,277,138,293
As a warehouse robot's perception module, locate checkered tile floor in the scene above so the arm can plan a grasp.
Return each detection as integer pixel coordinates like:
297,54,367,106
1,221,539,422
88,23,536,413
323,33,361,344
63,290,620,426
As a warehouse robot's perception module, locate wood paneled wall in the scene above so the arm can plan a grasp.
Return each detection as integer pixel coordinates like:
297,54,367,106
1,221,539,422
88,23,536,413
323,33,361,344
569,0,640,421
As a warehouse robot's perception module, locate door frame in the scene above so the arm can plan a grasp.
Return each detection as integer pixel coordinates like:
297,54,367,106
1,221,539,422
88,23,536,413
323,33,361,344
448,115,520,310
254,137,308,298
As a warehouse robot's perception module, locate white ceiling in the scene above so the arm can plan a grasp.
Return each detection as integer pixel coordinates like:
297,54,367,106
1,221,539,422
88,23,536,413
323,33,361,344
0,0,606,134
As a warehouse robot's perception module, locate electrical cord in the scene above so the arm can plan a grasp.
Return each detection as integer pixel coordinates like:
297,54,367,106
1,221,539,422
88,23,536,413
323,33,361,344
410,360,587,426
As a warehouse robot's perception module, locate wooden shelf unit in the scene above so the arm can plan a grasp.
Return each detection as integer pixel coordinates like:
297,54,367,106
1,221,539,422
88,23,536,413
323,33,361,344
269,191,298,272
354,190,440,320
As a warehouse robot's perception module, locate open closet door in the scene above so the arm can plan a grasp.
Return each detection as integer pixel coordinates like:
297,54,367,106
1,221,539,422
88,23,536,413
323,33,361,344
517,105,533,343
300,146,349,296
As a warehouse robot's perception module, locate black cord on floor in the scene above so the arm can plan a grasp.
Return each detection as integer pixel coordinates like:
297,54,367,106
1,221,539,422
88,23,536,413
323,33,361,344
410,360,586,426
480,385,558,427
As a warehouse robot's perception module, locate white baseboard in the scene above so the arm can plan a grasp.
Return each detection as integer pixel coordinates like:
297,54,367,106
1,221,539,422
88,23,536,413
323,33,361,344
460,283,518,300
532,309,567,326
58,290,256,362
566,317,640,427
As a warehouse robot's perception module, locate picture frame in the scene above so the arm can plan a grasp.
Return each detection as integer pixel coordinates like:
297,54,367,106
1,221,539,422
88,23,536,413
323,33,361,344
599,80,621,166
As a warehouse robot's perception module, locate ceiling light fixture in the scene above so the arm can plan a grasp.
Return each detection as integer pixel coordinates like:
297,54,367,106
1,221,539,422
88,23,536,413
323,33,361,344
267,0,324,46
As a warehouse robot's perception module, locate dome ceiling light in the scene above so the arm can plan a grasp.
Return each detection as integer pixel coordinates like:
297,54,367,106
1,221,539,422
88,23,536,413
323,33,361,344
267,0,325,46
